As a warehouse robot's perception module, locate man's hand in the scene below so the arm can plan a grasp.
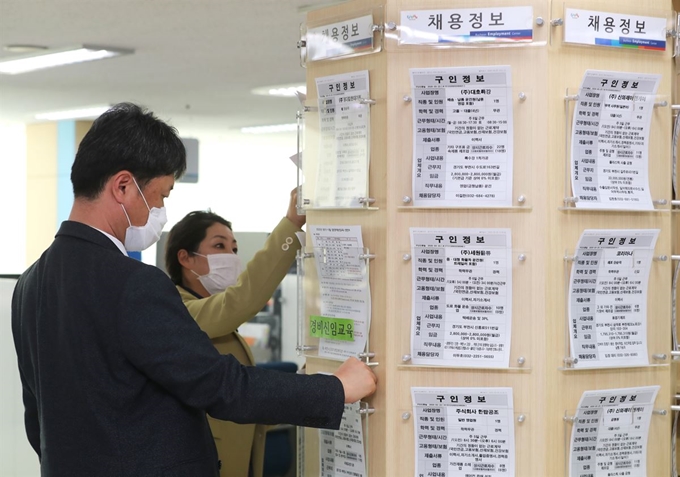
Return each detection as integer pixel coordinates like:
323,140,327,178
285,187,306,229
334,357,377,403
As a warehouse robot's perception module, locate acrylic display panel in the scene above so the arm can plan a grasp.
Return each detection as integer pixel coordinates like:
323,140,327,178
563,388,668,477
299,5,384,65
391,0,549,49
297,93,376,211
398,247,532,371
297,401,373,477
560,4,673,53
396,408,530,477
561,86,671,212
560,246,670,370
296,247,374,362
398,87,535,211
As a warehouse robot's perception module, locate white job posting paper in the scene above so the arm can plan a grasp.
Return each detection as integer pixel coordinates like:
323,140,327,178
568,229,659,369
569,386,659,477
410,65,513,207
319,402,367,477
309,225,370,360
412,387,515,477
570,70,660,210
315,71,370,208
410,228,512,368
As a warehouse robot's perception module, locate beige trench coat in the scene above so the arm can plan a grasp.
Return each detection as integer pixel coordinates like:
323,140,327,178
178,217,300,477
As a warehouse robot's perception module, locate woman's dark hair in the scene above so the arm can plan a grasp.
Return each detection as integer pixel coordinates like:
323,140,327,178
71,102,187,199
165,211,232,285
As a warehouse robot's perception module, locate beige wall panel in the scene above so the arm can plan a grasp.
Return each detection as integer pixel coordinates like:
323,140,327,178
674,212,679,417
25,120,92,266
674,225,679,467
75,120,92,145
385,47,549,476
307,0,384,26
26,123,57,265
547,0,673,475
305,2,388,472
302,210,387,471
673,10,680,465
305,0,674,475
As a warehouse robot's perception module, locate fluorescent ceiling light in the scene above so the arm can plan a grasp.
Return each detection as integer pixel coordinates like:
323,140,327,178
0,45,133,75
35,106,110,121
3,44,48,53
241,123,298,134
251,84,306,98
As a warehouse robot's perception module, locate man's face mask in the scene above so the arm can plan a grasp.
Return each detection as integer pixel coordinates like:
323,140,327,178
120,177,167,252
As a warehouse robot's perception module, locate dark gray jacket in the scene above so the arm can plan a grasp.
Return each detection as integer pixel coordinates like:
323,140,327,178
12,220,343,476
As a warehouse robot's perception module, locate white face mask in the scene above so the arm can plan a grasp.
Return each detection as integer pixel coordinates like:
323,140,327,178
120,177,168,252
192,253,242,295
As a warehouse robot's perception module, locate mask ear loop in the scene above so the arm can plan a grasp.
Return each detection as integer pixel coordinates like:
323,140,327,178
119,176,149,227
120,204,132,227
189,251,208,278
131,176,151,211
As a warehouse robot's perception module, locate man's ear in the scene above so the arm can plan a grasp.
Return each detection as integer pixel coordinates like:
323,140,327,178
109,171,134,203
177,249,193,268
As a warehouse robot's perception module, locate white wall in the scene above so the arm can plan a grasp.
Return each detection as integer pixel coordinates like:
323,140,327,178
0,122,27,274
169,128,298,231
0,278,40,476
141,127,299,264
0,119,298,270
1,123,300,473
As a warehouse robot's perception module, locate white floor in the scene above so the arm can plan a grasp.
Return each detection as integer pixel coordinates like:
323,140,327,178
1,278,40,476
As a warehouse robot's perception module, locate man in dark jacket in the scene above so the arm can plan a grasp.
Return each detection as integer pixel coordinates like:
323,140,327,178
11,102,376,477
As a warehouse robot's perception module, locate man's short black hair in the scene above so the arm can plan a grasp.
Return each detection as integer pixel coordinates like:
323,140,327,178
71,102,187,199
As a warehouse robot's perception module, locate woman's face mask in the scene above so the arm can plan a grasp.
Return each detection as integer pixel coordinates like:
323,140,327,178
192,253,242,295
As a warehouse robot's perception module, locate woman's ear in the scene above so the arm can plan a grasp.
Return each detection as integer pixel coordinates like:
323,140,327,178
177,249,192,268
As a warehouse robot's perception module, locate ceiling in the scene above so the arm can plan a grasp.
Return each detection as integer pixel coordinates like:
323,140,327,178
0,0,340,130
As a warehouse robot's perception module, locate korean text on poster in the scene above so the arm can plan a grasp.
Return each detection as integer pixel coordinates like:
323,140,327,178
412,387,515,477
307,14,375,61
564,9,667,51
309,225,370,360
570,70,660,210
314,71,370,208
400,6,533,45
410,228,512,368
568,229,659,368
319,402,367,477
569,386,659,477
410,66,514,208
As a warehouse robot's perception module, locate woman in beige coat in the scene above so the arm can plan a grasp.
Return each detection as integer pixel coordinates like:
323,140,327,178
164,191,304,477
